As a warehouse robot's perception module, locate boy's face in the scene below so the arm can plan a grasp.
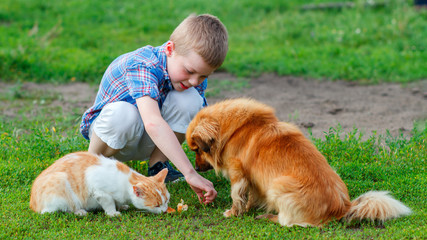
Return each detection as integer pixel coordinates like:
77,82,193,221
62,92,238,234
165,41,215,92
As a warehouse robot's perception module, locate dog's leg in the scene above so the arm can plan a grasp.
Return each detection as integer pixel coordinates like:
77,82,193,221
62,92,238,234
245,189,257,211
223,163,249,217
224,178,248,217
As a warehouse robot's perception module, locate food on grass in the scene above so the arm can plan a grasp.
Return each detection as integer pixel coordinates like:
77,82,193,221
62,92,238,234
166,207,176,213
166,199,188,213
177,199,188,212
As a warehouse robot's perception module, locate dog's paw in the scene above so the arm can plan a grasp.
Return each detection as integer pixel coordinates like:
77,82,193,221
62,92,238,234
223,209,235,218
255,214,278,222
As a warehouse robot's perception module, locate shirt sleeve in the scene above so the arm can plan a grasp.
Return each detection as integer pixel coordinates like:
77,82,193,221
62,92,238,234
125,63,160,101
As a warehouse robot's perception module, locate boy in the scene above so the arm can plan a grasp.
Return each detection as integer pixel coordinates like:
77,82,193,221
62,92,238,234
80,14,228,204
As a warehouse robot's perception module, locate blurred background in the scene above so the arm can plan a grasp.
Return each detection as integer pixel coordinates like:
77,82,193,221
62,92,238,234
1,0,426,84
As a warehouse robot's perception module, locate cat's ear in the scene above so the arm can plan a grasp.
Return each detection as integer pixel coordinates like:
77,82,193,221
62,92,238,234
154,168,168,183
133,186,144,198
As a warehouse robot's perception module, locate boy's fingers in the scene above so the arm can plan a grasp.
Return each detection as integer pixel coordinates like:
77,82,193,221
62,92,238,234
203,189,217,203
196,194,202,203
187,173,216,203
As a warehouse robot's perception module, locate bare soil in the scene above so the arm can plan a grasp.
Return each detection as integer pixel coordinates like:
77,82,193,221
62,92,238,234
2,73,427,139
210,73,427,139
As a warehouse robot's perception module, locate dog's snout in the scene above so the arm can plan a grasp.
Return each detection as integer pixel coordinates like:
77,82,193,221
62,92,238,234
195,163,213,172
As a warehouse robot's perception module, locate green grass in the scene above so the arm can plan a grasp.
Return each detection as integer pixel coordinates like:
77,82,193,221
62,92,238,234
1,0,426,83
0,90,425,239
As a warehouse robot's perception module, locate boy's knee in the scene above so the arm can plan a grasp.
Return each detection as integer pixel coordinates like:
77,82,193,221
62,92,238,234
101,101,141,132
165,88,204,117
90,101,143,149
162,88,204,133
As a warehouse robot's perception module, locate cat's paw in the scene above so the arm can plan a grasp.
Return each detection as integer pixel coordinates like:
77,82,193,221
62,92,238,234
106,211,121,217
74,209,88,216
118,205,129,211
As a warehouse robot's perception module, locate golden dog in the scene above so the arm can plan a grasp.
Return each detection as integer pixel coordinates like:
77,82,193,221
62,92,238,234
186,98,411,227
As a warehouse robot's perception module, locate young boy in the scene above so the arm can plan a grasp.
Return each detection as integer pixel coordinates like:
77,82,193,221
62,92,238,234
80,14,228,204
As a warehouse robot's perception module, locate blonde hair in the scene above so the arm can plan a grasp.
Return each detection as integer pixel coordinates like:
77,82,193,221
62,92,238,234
170,14,228,69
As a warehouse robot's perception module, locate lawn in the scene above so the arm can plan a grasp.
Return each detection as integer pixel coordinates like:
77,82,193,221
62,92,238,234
1,0,426,83
0,0,426,239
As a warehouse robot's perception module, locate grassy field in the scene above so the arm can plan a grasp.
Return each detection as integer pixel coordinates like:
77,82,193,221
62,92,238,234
1,0,426,239
0,91,425,239
1,0,426,83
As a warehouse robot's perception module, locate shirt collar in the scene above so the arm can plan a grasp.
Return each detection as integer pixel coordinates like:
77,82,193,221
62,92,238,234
155,42,170,81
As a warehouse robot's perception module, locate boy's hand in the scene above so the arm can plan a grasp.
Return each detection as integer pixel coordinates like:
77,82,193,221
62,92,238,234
185,171,217,204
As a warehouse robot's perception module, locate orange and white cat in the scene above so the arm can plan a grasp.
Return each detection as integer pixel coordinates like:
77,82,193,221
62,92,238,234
30,152,170,216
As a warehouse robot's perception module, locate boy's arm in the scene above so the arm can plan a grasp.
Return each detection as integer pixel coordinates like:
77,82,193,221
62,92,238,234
136,96,217,203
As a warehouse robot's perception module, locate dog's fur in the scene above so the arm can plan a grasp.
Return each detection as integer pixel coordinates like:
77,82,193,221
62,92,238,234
186,98,411,227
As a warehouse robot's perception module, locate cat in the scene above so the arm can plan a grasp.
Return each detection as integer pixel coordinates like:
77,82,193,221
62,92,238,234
30,151,170,216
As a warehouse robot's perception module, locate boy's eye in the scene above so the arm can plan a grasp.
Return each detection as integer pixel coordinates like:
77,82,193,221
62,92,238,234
186,69,194,74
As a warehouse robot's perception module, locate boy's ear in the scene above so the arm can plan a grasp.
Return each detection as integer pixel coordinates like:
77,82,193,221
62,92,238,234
165,41,175,56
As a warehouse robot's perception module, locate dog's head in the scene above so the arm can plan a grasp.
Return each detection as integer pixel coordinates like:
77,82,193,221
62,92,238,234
186,98,278,173
186,116,219,172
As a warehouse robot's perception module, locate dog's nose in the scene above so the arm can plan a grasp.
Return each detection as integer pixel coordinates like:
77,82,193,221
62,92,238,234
195,166,200,171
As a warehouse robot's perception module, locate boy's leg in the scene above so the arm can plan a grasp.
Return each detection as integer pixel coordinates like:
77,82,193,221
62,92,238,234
88,101,144,160
88,132,120,157
147,88,204,182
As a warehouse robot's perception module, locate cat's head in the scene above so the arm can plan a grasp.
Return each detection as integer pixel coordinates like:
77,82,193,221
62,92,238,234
130,168,170,214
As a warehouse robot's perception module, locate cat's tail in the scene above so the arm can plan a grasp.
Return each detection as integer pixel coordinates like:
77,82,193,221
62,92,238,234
29,192,38,212
30,178,43,212
344,191,411,222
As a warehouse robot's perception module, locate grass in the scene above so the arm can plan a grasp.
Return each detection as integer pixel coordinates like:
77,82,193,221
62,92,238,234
0,88,425,239
1,0,426,83
204,77,250,98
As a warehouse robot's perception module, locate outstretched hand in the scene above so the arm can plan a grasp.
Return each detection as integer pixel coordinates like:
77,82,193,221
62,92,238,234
185,171,217,204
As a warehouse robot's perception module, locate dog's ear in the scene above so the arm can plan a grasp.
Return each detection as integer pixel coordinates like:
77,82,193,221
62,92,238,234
191,118,219,153
194,136,214,153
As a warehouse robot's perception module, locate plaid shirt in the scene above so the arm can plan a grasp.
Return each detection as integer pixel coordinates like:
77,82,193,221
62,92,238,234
80,42,208,140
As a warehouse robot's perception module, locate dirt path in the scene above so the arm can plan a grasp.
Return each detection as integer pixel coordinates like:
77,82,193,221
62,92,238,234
210,73,427,139
2,73,426,139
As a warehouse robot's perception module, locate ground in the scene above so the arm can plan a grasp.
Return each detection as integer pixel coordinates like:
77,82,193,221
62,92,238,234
2,73,427,140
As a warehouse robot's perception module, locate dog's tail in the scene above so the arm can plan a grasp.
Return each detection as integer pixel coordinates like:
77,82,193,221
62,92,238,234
344,191,411,222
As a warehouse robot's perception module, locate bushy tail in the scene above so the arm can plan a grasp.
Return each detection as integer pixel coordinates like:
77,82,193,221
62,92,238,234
345,191,411,222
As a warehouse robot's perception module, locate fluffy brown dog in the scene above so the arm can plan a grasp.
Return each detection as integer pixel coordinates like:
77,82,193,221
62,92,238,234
186,98,411,227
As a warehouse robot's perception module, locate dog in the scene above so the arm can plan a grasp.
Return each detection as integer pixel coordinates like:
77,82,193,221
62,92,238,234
186,98,411,227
